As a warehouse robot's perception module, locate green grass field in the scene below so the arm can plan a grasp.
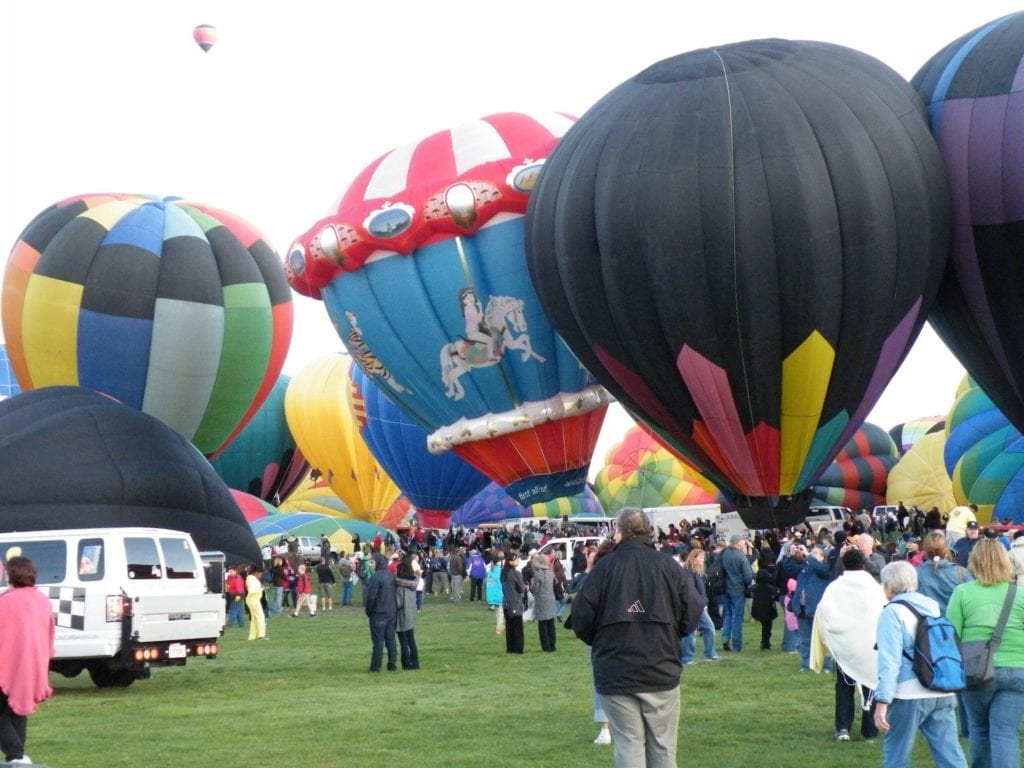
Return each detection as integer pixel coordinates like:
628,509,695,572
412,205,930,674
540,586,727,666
26,587,1012,768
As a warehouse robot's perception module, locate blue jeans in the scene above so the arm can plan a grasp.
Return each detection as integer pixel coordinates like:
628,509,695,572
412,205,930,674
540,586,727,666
680,608,717,662
960,666,1024,768
723,592,746,651
882,696,967,768
797,615,813,670
270,585,284,614
368,615,397,671
781,622,799,652
341,580,353,605
227,595,246,627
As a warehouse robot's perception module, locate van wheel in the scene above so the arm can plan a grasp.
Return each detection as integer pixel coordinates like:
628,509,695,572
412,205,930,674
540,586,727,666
88,665,136,688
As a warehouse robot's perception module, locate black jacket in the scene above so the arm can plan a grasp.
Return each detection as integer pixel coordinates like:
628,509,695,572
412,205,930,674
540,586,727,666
365,554,397,619
571,539,704,695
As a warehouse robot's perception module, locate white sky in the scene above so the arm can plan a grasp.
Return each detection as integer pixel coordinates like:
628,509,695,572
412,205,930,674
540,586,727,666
4,0,1017,478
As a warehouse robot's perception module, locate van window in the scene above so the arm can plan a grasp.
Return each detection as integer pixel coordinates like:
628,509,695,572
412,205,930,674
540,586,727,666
160,537,198,579
78,539,105,581
125,537,162,580
0,540,66,585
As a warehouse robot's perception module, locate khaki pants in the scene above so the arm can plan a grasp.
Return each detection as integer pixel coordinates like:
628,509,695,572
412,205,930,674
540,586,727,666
602,686,680,768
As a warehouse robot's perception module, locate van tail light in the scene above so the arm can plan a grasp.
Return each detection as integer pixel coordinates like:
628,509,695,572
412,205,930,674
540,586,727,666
106,594,130,622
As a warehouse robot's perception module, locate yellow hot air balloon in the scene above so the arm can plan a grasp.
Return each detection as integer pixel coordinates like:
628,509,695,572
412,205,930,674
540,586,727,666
284,355,400,524
885,432,956,516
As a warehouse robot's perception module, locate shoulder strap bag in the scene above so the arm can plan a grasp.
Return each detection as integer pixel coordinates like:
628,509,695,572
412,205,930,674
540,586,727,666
961,583,1018,688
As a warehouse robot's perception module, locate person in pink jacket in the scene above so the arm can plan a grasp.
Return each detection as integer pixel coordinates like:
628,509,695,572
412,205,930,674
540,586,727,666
0,556,56,764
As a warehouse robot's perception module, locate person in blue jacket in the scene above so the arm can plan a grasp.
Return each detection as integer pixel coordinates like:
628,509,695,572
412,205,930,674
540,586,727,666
794,545,834,671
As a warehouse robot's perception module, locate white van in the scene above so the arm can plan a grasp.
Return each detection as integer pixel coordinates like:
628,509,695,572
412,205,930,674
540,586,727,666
0,527,225,687
521,536,605,576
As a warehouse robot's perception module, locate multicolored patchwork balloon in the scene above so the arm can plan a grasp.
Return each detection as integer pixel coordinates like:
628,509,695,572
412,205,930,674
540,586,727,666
2,193,293,457
285,113,612,507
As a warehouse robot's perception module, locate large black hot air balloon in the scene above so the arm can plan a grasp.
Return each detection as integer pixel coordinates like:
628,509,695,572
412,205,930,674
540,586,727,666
526,39,951,528
0,386,261,565
913,12,1024,435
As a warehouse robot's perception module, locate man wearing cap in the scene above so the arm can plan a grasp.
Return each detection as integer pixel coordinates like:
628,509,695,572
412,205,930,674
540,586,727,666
571,507,703,768
720,532,754,652
952,521,981,567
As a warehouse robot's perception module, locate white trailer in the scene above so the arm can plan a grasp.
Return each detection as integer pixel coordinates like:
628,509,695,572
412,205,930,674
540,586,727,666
642,504,723,533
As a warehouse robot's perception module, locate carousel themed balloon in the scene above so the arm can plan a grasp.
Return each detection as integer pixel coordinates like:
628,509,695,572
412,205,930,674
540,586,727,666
526,40,950,528
0,386,261,565
2,193,293,457
284,355,401,523
348,363,490,528
285,113,612,507
811,422,899,510
914,11,1024,435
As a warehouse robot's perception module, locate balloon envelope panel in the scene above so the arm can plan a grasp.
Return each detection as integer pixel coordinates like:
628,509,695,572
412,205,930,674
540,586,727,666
211,375,308,502
885,432,957,517
527,40,950,510
452,482,529,528
0,386,261,565
284,356,400,523
812,422,899,509
2,193,293,457
914,11,1024,436
348,364,490,527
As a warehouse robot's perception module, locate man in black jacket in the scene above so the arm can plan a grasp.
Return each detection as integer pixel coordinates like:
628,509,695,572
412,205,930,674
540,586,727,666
364,552,398,672
571,507,704,767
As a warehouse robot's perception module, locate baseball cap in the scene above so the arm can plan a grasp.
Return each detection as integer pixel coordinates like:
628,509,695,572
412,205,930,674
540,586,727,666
729,532,750,545
967,521,980,530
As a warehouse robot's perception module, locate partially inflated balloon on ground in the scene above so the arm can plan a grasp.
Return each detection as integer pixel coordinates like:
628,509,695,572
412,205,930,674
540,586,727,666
812,423,899,509
944,376,1024,523
889,417,945,456
885,432,956,516
0,386,261,565
2,193,292,457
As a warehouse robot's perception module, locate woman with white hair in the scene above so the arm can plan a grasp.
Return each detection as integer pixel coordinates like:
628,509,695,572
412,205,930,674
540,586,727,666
873,560,967,768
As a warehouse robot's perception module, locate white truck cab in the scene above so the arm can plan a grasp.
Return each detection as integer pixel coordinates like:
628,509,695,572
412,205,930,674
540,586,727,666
0,527,225,687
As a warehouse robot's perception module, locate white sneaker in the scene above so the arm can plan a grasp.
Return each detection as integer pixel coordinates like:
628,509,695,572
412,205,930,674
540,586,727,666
9,755,33,764
594,729,612,745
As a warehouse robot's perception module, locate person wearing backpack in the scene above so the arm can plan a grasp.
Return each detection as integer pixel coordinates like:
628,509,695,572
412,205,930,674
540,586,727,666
873,560,967,768
945,538,1024,768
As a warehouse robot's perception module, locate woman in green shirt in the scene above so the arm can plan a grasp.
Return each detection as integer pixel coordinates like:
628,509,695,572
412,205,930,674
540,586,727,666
946,539,1024,768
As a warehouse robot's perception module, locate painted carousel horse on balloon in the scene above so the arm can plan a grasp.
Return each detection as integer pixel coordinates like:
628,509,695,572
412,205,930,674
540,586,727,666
441,287,545,400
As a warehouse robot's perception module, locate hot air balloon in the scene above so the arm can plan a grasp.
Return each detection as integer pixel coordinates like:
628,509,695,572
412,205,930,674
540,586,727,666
530,486,605,519
348,363,490,528
914,12,1024,437
211,375,308,503
250,513,354,557
0,345,20,401
285,113,612,507
889,417,945,456
594,426,718,514
279,474,352,517
944,376,1024,524
193,24,217,53
230,489,278,523
2,193,293,457
526,40,950,528
451,482,529,528
284,355,401,523
811,422,899,510
886,432,957,516
0,386,261,565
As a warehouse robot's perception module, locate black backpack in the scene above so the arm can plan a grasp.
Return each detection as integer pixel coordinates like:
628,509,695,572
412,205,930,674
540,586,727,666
705,556,726,597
